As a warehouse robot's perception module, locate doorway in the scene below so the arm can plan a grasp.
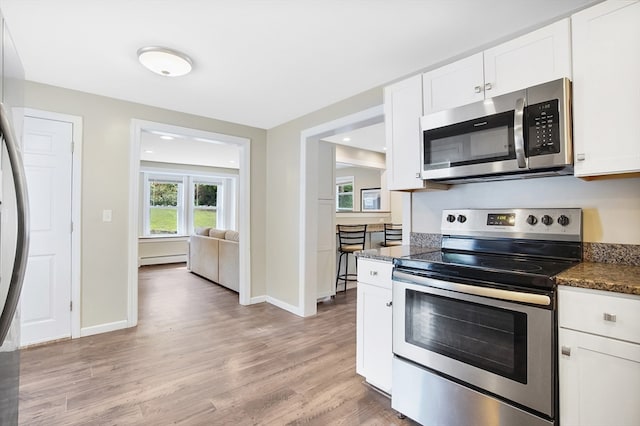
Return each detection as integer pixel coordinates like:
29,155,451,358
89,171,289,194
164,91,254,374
128,120,252,328
19,109,82,346
299,105,384,317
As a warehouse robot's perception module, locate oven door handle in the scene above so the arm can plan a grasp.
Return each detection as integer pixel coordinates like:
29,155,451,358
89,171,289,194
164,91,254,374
393,271,551,306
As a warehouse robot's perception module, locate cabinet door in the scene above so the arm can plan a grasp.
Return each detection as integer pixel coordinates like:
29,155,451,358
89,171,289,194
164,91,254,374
384,75,425,190
422,52,484,114
572,1,640,177
356,282,393,394
484,19,571,97
559,328,640,426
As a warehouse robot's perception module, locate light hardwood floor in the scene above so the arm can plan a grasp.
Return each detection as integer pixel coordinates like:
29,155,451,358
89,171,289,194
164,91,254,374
19,263,415,425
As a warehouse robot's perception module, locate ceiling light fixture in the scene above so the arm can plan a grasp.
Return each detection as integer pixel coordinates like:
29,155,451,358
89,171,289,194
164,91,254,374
137,46,193,77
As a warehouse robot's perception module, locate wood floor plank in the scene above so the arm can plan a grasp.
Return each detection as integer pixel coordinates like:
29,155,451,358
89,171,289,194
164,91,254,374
18,263,416,425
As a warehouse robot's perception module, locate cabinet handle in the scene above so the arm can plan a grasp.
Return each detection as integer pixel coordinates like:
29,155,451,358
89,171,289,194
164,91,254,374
474,85,482,93
603,313,617,322
386,301,393,307
485,82,493,91
576,153,585,161
561,346,571,357
370,271,378,276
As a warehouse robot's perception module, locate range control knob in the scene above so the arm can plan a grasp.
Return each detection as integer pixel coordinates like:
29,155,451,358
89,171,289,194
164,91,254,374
558,215,570,226
457,215,467,223
541,215,554,226
526,215,538,225
446,214,456,223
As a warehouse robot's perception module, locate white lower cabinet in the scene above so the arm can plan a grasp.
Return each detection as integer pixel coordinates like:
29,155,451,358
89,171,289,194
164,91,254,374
356,258,393,394
558,286,640,426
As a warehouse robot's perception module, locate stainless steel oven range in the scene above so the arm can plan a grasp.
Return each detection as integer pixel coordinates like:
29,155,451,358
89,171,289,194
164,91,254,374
392,208,582,426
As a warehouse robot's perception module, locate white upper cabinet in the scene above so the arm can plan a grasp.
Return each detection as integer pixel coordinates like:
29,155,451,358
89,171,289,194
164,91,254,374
423,19,571,114
484,19,572,97
422,53,485,114
572,0,640,177
385,74,426,190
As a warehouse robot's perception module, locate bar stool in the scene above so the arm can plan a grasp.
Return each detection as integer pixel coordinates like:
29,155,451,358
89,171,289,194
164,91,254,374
381,223,403,247
336,224,367,293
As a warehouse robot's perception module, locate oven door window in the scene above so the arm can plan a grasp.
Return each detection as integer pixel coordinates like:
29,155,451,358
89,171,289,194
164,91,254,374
405,290,527,384
423,110,515,170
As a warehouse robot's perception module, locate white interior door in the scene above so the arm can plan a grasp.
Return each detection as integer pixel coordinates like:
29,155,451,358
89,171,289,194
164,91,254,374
20,116,73,346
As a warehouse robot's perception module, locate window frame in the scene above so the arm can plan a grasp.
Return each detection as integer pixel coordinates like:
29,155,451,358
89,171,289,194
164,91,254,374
141,170,232,237
336,176,355,212
144,173,186,236
188,176,225,233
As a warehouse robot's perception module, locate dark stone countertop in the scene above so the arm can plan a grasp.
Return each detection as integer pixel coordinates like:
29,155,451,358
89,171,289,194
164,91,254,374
355,245,440,262
555,262,640,296
357,246,640,297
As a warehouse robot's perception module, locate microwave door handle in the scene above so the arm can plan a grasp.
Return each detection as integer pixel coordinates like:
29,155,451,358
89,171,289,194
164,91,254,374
514,97,526,168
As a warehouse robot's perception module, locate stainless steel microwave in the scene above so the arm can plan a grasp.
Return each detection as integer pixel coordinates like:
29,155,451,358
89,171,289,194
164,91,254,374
421,78,572,183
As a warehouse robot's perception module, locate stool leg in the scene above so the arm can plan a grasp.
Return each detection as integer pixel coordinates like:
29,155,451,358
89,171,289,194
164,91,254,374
335,251,343,291
343,253,349,293
354,256,358,281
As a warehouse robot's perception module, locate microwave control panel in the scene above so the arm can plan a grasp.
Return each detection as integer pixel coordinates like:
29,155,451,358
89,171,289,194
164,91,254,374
526,99,560,156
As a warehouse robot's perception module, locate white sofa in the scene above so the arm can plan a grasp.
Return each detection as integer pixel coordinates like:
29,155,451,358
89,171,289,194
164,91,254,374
188,227,239,292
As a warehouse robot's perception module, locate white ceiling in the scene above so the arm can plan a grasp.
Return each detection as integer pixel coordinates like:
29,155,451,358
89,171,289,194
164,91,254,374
140,130,240,169
0,0,599,129
324,122,386,153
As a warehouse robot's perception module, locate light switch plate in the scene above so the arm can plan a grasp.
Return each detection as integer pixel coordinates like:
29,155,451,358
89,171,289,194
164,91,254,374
102,209,112,222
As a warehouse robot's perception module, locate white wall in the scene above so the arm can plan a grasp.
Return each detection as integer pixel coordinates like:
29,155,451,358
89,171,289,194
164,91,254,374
390,191,404,224
412,175,640,244
335,166,383,212
266,88,382,308
24,81,267,329
335,144,385,169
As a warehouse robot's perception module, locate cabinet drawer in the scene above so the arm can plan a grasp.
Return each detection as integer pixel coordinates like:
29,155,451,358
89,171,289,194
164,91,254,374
559,286,640,344
357,259,393,289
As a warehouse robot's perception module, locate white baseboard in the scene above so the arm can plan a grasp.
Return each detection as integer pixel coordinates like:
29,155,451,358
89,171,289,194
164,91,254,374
138,255,187,266
335,281,357,293
316,290,337,299
266,296,304,317
80,319,129,337
250,295,267,304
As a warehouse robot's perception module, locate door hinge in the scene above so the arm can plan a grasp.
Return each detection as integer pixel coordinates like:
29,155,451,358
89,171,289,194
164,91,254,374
70,300,73,311
71,141,75,153
71,221,74,233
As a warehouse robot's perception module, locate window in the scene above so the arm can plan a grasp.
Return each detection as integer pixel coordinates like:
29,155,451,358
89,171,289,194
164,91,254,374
336,177,354,212
147,176,184,235
192,181,218,230
142,172,233,236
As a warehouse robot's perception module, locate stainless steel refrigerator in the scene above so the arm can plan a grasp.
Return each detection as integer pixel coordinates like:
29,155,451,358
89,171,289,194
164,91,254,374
0,11,28,426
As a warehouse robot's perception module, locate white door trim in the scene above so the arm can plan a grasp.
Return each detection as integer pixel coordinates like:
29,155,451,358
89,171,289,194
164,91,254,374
299,105,384,317
23,108,83,339
128,120,252,327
